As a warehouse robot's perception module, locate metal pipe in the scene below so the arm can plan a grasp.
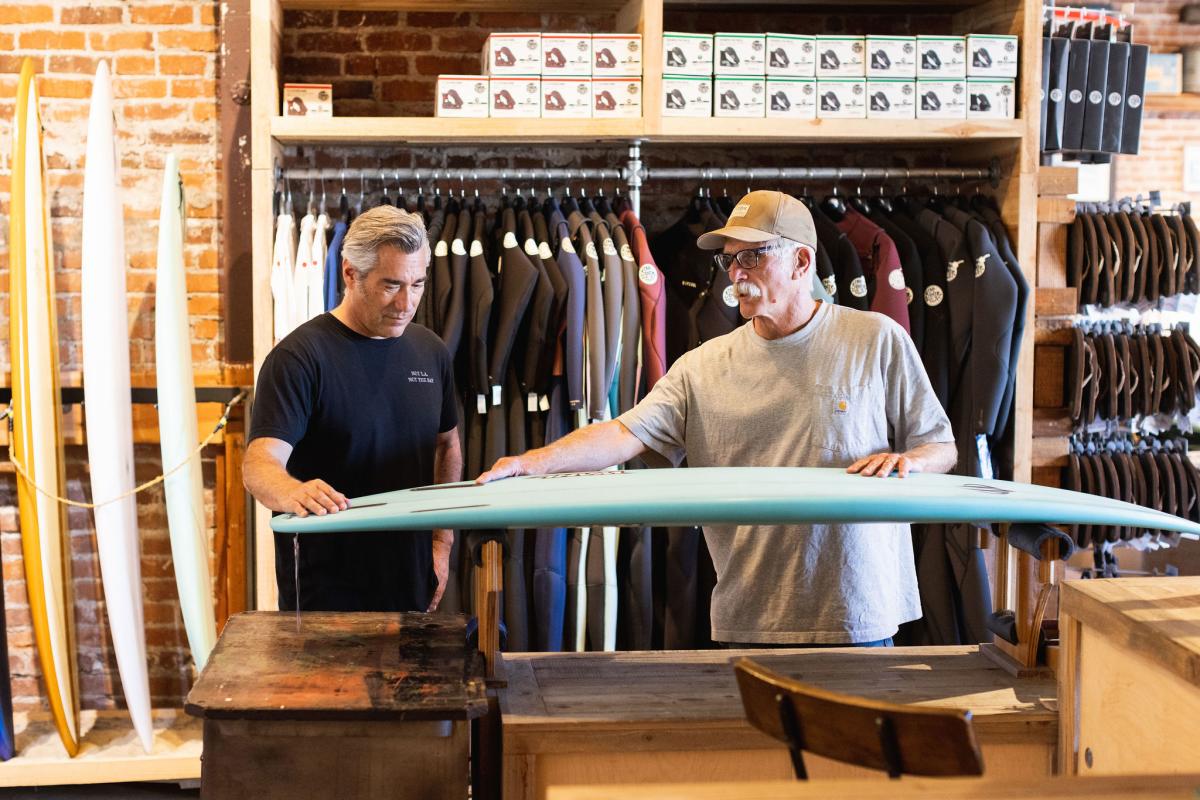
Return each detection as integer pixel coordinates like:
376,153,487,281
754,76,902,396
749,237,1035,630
642,166,993,182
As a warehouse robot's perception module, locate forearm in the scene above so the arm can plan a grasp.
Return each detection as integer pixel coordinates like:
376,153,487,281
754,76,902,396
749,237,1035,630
433,433,463,547
903,441,958,474
244,450,304,513
516,420,646,474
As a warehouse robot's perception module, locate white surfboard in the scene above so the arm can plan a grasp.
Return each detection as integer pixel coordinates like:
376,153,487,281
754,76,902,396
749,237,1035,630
82,61,153,753
155,154,217,671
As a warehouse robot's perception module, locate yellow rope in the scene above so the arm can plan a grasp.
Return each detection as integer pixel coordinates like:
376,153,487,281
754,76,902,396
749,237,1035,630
2,390,247,510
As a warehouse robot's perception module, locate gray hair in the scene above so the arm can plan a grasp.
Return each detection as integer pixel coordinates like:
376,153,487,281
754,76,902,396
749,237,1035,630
341,205,428,277
777,239,816,287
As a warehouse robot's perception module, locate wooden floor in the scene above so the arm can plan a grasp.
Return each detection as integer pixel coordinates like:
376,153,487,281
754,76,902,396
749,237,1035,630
0,710,201,787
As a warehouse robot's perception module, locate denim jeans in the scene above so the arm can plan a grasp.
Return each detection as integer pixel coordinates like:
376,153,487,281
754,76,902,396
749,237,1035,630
720,637,894,649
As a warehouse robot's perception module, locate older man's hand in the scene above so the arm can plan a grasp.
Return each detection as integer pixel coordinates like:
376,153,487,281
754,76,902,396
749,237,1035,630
847,452,916,478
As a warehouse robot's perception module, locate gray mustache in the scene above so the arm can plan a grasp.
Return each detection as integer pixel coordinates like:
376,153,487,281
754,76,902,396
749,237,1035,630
734,281,762,299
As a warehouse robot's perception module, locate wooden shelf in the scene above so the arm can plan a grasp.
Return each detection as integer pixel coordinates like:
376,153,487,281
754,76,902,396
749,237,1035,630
0,710,201,787
272,115,1025,146
272,115,646,145
653,116,1025,142
280,0,634,9
1145,93,1200,113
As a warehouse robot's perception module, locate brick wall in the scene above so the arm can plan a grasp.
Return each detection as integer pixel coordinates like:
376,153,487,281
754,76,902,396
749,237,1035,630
0,0,224,715
1111,0,1200,206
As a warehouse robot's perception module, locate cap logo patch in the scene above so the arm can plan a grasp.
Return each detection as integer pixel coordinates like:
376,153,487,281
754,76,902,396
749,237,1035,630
729,203,752,219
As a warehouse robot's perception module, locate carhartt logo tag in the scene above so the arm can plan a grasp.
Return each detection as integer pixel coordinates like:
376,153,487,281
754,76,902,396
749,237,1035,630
729,203,752,219
835,398,848,414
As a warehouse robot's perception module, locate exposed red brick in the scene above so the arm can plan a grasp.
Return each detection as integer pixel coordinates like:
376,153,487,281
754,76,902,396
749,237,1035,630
405,12,468,27
131,5,195,25
379,79,430,103
283,9,334,28
362,30,432,52
20,31,87,50
436,29,490,54
61,6,124,25
336,10,400,27
295,31,361,53
414,54,480,77
0,5,54,24
88,31,154,51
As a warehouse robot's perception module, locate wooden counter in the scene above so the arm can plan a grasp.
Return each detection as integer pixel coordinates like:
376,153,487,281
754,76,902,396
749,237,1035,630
500,646,1057,800
186,612,488,800
547,774,1200,799
1058,577,1200,776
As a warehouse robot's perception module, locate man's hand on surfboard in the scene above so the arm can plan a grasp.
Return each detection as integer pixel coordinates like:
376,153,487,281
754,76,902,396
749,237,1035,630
847,452,913,479
285,479,349,517
476,456,529,484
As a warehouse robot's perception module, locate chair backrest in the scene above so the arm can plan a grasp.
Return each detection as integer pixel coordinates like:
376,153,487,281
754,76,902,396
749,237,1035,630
734,657,985,780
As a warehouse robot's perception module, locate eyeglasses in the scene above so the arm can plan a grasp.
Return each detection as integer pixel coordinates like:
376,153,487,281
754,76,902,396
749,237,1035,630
712,244,780,273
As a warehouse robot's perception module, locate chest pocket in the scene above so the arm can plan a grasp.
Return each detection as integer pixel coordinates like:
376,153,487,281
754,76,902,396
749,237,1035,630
803,383,885,456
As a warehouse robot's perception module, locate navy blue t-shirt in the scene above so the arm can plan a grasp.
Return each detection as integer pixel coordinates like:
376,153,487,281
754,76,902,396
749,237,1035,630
250,313,459,611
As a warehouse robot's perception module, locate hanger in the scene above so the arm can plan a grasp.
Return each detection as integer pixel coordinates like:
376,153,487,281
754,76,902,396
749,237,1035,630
560,171,580,215
820,169,847,222
849,172,872,215
578,174,595,215
875,169,894,214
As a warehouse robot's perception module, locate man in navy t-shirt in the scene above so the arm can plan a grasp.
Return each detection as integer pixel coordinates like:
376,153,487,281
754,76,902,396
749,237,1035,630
245,206,462,612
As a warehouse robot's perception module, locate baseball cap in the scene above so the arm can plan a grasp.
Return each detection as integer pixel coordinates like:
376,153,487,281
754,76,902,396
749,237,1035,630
696,190,818,250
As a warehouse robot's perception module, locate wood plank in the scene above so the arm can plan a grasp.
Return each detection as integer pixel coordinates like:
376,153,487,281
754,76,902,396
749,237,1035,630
1031,408,1072,438
1035,287,1078,316
1059,578,1200,691
1076,624,1200,775
1038,197,1076,225
1033,345,1065,409
500,647,1056,750
1038,166,1080,197
1031,437,1068,468
1037,224,1069,289
1031,466,1062,488
1145,92,1200,113
1057,611,1081,775
223,413,248,624
0,710,201,787
1034,326,1072,346
547,774,1200,799
251,0,281,169
186,612,489,720
273,116,647,144
214,448,230,629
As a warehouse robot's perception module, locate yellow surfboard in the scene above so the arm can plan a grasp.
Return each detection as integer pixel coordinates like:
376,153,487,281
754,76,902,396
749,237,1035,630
9,58,79,757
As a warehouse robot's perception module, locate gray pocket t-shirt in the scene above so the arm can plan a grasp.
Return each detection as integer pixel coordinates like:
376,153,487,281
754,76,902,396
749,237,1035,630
617,302,954,644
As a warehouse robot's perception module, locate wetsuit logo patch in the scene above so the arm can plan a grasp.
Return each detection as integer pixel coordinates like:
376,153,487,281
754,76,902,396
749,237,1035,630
503,231,518,249
822,276,837,296
451,239,466,256
539,242,553,260
887,268,905,290
639,263,658,285
946,260,962,281
849,276,868,297
975,253,989,277
470,240,483,257
434,240,448,257
586,241,598,260
723,284,739,306
620,243,635,262
925,285,944,306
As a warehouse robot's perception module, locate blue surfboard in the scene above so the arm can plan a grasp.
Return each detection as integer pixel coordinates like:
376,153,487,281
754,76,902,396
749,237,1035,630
270,467,1200,537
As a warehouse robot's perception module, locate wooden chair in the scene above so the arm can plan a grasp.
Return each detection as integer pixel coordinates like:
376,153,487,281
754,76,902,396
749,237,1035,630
733,657,985,780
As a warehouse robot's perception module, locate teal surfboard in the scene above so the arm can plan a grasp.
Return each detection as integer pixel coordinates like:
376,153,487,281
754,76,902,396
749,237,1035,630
271,468,1200,536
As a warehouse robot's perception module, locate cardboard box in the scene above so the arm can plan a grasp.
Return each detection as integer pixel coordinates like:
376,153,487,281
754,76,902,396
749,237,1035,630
542,34,592,77
816,36,866,78
817,78,866,118
435,75,489,118
966,77,1015,119
542,76,591,117
663,32,714,76
917,36,966,78
967,34,1019,78
714,76,766,117
662,74,712,116
917,79,967,118
867,78,916,118
715,33,767,75
766,77,816,118
766,33,816,77
1145,52,1182,94
489,76,541,118
483,32,542,76
867,36,917,78
282,83,332,117
592,34,642,76
592,77,642,117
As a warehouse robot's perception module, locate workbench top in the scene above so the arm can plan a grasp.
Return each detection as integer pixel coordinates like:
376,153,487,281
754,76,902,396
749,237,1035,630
500,645,1056,751
1059,577,1200,690
185,611,488,722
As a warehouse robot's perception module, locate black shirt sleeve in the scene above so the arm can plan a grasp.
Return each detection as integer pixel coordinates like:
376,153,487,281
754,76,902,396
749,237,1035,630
249,345,316,446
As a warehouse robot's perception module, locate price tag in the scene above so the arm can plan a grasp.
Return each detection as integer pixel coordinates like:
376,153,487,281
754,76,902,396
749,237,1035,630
527,392,538,413
539,394,551,412
476,394,487,415
492,384,502,406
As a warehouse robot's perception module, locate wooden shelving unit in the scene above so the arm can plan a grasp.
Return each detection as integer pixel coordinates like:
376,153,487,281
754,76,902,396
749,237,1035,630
0,710,201,788
1145,93,1200,113
250,0,1043,614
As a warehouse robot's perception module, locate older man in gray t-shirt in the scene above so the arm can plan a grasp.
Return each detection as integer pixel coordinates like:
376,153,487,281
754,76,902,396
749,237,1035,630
480,190,956,646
